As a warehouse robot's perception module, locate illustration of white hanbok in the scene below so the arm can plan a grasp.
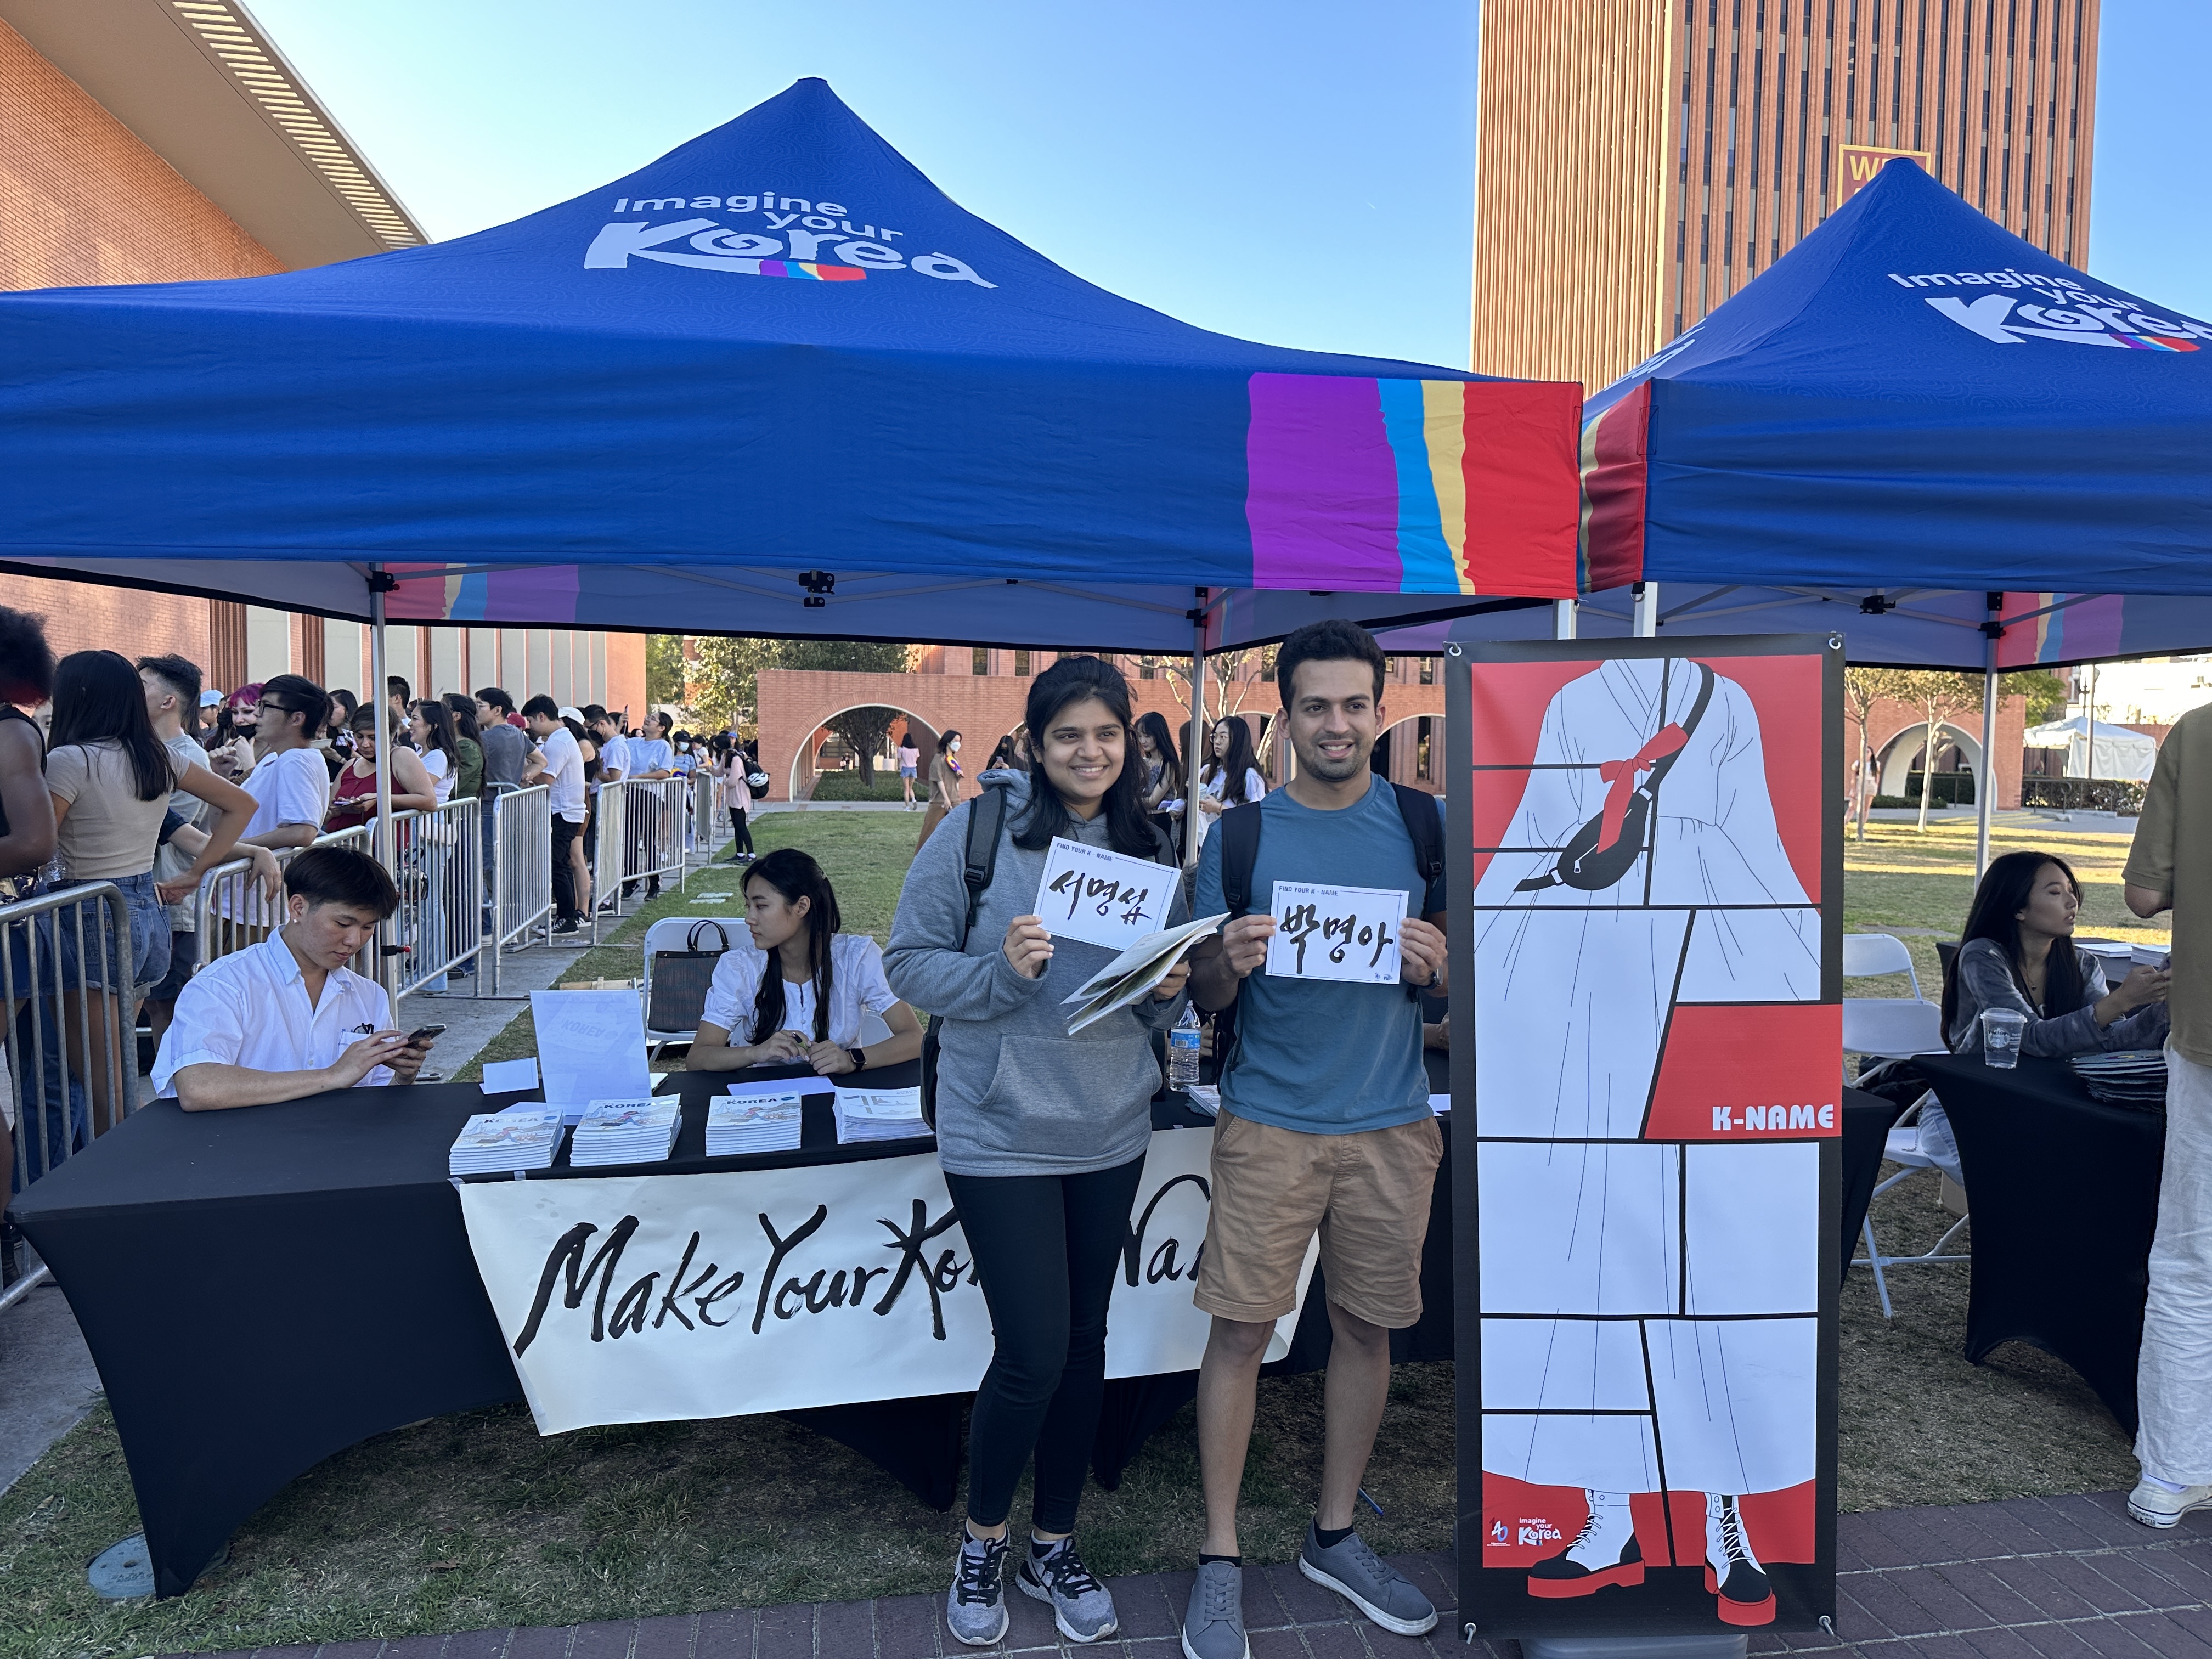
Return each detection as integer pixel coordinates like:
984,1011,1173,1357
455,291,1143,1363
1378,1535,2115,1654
1469,656,1823,1626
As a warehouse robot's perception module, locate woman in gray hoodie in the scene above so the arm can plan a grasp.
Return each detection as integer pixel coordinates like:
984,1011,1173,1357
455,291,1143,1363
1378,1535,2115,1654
886,655,1190,1649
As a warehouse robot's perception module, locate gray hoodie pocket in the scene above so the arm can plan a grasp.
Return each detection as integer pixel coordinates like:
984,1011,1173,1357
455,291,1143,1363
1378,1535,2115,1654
968,1028,1154,1160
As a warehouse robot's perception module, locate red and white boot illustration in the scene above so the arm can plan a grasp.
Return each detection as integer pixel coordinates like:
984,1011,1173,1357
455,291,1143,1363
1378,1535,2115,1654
1703,1493,1776,1626
1527,1491,1643,1598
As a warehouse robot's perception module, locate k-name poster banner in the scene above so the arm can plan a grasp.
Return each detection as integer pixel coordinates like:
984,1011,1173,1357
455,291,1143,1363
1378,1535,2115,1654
1446,635,1843,1638
458,1126,1316,1435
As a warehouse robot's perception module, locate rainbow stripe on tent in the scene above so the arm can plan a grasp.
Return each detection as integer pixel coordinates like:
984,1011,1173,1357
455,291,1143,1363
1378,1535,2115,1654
1245,373,1581,596
1995,592,2128,667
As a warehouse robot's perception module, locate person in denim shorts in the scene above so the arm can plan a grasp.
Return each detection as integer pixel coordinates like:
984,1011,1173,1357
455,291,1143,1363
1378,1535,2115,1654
42,651,256,1135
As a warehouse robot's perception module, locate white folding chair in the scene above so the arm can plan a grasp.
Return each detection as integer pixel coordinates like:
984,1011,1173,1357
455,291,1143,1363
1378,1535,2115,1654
1841,933,1966,1316
641,916,738,1057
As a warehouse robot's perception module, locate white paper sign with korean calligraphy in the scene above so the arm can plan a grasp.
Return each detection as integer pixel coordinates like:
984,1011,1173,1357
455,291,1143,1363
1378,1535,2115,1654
1034,839,1169,950
1265,881,1407,984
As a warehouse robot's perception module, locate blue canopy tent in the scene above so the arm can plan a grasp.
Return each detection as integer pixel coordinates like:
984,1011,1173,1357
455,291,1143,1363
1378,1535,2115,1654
1380,159,2212,868
0,77,1581,654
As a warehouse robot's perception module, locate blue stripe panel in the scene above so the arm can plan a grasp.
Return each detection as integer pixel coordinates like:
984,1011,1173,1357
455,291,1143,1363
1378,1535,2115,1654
1378,378,1455,591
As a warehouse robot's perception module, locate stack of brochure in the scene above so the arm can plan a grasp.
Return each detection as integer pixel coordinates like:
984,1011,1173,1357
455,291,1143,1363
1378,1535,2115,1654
832,1085,928,1144
449,1109,563,1175
707,1090,805,1155
569,1097,682,1167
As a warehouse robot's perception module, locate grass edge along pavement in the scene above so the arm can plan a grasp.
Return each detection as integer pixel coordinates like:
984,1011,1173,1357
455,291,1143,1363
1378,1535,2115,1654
0,812,2164,1658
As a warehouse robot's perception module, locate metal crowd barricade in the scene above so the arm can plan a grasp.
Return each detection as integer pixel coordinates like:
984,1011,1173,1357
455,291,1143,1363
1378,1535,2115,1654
487,783,552,992
628,777,689,893
189,825,372,979
587,776,627,945
1,880,134,1313
387,795,482,999
690,771,733,867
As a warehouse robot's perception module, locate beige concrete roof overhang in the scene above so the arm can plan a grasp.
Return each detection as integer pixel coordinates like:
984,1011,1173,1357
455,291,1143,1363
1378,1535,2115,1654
0,0,424,267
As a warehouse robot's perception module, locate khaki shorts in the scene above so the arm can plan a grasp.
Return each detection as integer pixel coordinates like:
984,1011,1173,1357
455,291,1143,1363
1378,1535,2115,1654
1194,1109,1443,1329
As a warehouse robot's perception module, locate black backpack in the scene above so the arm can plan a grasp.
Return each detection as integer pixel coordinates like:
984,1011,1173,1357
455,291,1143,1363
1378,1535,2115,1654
1210,781,1448,1083
917,782,1174,1127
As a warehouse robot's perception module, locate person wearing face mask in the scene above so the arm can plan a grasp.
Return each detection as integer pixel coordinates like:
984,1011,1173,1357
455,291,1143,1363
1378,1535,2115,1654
886,657,1190,1649
917,729,963,853
686,848,923,1075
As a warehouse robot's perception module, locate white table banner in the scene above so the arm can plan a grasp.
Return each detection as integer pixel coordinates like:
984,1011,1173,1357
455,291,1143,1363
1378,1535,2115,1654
458,1126,1315,1435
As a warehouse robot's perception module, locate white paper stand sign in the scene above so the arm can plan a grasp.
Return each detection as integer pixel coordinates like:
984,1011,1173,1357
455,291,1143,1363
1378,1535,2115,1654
1264,881,1407,984
455,1128,1313,1435
531,989,652,1117
1032,838,1171,949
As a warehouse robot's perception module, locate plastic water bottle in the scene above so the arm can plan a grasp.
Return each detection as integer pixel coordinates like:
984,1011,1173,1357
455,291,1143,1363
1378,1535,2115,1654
1167,1005,1203,1093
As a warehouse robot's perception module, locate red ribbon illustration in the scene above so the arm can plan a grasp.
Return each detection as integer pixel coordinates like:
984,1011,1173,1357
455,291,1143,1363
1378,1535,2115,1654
1593,724,1689,853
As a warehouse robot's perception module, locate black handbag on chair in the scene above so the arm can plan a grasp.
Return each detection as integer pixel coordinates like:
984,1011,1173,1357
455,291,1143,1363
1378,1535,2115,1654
647,920,732,1034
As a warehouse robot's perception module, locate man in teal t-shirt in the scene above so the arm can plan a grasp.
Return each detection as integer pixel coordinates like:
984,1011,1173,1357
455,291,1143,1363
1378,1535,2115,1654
1180,621,1446,1659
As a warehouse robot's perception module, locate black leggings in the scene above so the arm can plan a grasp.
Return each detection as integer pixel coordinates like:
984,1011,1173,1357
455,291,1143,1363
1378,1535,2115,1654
726,806,753,855
945,1154,1146,1533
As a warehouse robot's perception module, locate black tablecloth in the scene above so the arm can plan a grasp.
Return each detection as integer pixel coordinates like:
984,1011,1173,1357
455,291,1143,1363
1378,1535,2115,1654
1917,1053,2164,1431
9,1060,955,1598
1840,1087,1909,1286
13,1055,1456,1596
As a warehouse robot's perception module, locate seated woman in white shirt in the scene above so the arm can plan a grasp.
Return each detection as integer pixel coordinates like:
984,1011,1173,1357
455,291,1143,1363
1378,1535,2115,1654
686,848,923,1077
151,845,435,1109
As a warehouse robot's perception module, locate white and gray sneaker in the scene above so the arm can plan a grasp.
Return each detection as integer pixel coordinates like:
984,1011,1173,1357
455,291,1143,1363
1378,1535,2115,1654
946,1530,1010,1646
1018,1537,1119,1643
2130,1477,2212,1528
1297,1523,1438,1636
1182,1559,1249,1659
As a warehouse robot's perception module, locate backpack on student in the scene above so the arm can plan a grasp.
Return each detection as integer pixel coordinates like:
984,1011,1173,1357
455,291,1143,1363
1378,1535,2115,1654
1209,781,1448,1084
917,780,1175,1128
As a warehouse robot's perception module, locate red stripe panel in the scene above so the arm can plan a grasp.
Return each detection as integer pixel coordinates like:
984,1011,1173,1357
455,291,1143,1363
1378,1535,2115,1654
1458,380,1583,598
1581,381,1650,592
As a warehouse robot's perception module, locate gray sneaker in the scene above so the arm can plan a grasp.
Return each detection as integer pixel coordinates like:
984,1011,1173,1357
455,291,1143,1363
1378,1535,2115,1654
1018,1538,1118,1642
946,1531,1010,1646
1298,1523,1437,1636
1182,1559,1249,1659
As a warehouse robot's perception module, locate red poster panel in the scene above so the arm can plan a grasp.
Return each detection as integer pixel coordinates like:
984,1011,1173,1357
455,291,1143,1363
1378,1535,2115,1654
1451,636,1841,1638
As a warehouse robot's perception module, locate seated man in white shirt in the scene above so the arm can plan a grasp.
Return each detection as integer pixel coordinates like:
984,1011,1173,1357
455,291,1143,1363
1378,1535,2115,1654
152,845,435,1109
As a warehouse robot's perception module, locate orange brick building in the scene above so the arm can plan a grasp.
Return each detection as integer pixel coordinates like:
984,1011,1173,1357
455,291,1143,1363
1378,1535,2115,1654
760,649,1451,804
1472,0,2101,389
0,0,643,713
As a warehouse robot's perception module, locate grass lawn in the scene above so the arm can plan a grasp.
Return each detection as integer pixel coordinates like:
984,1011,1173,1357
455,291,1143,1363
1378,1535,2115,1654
0,810,2165,1657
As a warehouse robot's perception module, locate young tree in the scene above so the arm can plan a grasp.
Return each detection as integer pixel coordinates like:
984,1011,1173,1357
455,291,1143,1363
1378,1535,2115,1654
1141,646,1278,774
645,635,687,710
1841,668,1915,841
1891,670,1985,831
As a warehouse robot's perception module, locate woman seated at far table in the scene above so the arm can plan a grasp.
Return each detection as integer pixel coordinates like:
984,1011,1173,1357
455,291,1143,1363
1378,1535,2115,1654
1912,849,2171,1182
686,848,924,1077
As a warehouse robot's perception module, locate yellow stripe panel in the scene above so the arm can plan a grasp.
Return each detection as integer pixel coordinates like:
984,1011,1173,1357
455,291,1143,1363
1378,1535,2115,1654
1420,381,1474,594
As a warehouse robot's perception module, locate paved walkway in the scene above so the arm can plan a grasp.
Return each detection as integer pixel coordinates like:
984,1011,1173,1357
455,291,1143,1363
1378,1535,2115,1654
162,1494,2212,1659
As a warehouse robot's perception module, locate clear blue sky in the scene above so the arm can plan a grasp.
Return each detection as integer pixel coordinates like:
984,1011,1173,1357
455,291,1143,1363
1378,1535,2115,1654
251,0,2208,374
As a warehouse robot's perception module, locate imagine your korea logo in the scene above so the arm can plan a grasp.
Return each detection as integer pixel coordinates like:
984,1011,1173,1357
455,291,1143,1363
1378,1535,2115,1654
584,189,995,287
1893,266,2210,352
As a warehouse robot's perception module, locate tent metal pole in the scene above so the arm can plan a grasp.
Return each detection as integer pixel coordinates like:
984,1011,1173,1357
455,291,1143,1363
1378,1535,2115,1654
1978,655,1998,879
1185,597,1207,871
1553,599,1577,640
369,569,398,1008
1633,582,1658,637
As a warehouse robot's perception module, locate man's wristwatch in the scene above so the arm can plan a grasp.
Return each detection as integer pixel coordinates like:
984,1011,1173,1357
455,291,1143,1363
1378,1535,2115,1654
847,1047,867,1074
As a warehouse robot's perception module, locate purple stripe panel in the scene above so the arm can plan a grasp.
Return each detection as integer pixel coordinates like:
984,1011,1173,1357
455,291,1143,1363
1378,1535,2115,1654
485,565,580,623
2067,593,2126,659
1246,373,1404,591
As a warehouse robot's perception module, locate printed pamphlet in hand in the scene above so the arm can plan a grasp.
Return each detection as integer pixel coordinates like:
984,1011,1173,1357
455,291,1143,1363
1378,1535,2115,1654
569,1097,682,1167
707,1088,804,1155
1062,913,1227,1036
449,1109,563,1175
831,1083,928,1143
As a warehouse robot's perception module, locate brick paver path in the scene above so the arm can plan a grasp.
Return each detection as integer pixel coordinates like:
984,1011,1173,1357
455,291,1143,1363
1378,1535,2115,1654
176,1493,2212,1659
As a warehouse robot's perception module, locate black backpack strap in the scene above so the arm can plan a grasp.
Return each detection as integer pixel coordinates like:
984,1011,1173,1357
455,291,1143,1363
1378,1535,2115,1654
1391,782,1448,916
954,782,1012,949
1220,802,1264,918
